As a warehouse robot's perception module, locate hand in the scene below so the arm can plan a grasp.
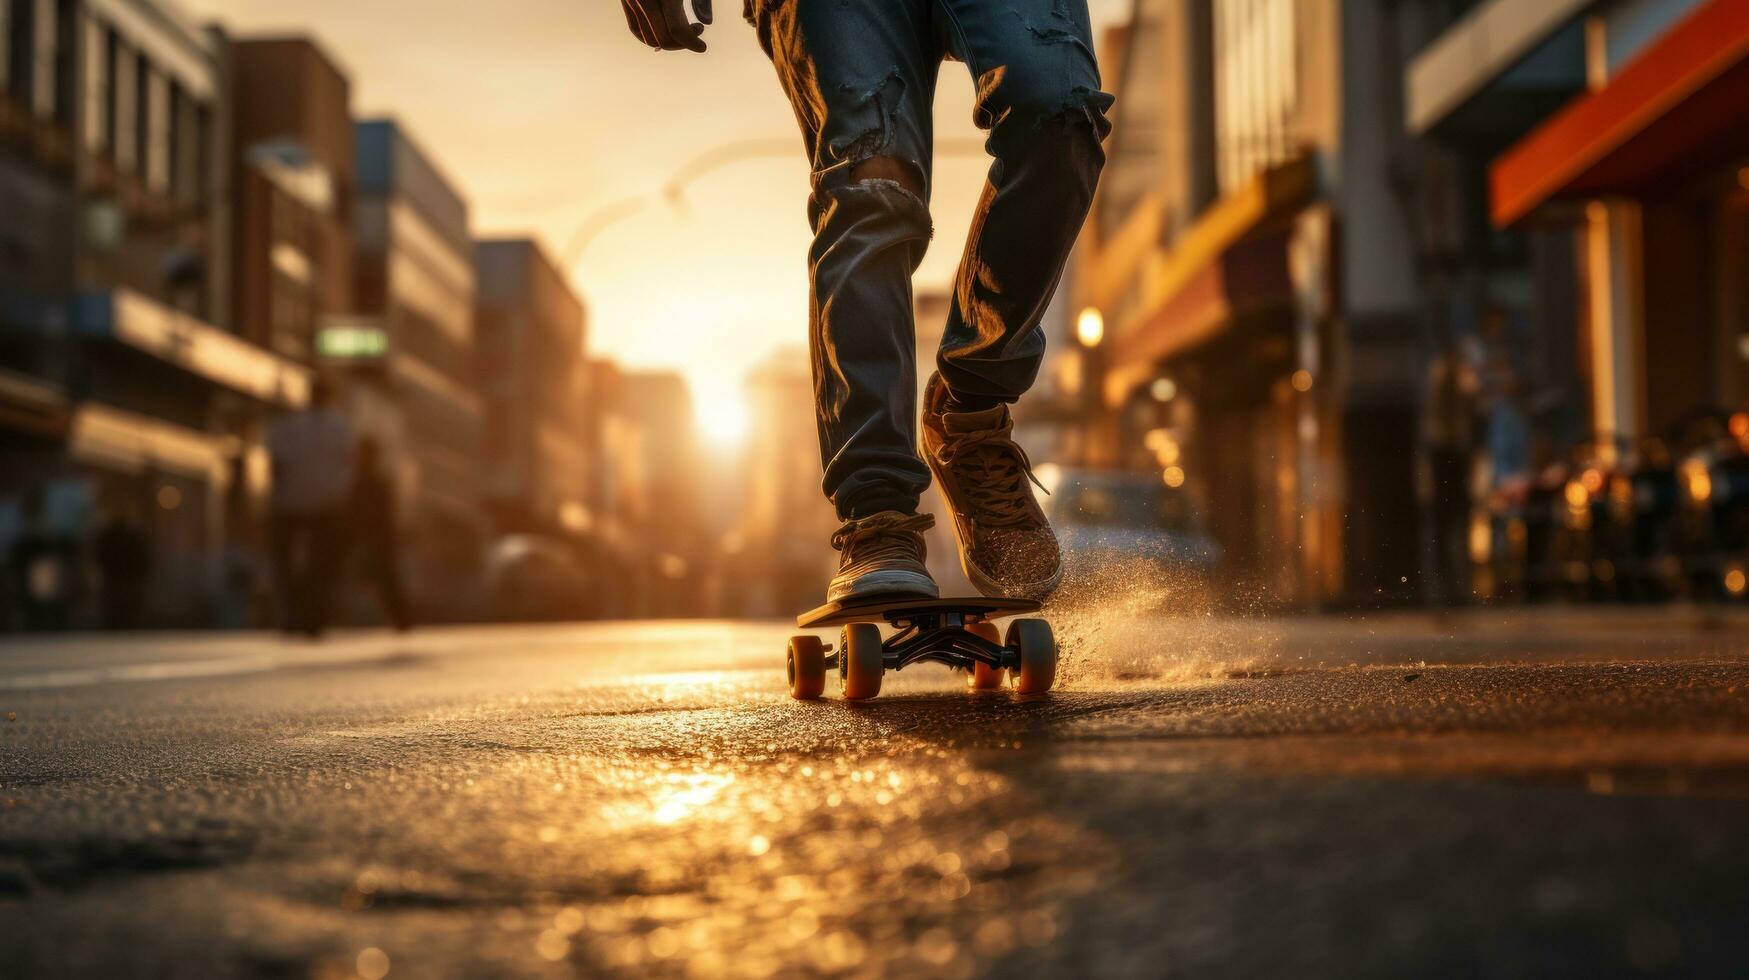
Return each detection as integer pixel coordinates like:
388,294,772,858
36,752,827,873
622,0,713,53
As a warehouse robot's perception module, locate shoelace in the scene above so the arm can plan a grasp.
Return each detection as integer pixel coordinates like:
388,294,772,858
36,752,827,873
933,417,1047,528
832,513,936,566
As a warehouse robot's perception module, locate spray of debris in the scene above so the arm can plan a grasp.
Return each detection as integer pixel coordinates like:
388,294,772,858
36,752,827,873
1042,551,1286,690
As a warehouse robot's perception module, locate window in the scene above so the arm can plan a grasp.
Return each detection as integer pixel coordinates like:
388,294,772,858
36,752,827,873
146,68,169,194
52,0,71,125
81,14,106,151
167,85,206,207
130,51,146,179
102,27,117,153
6,0,33,104
1213,0,1299,195
110,33,137,173
166,77,180,198
1,0,12,97
193,101,209,206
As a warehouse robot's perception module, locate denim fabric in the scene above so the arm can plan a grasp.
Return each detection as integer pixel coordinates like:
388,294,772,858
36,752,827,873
750,0,1113,520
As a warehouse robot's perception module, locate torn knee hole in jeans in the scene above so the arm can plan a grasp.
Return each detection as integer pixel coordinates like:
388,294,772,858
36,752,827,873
849,155,925,199
831,173,932,241
1031,87,1116,143
825,70,905,167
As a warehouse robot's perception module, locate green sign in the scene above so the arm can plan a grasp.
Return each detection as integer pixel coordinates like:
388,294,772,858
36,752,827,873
317,325,389,360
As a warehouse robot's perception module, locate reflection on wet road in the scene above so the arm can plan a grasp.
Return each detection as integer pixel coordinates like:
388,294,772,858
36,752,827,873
4,609,1749,976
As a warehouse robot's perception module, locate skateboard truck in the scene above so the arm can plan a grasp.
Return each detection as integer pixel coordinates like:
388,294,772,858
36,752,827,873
787,596,1057,701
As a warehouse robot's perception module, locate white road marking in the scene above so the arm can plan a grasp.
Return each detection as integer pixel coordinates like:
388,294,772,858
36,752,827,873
0,654,282,691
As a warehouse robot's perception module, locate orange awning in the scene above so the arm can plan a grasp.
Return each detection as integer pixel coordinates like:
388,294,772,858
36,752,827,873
1490,0,1749,227
1115,226,1295,375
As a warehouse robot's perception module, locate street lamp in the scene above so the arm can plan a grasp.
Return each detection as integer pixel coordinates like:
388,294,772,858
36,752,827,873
1076,307,1104,348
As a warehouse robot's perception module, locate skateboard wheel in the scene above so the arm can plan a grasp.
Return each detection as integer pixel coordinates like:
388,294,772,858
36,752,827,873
839,623,883,700
1006,618,1056,695
788,635,826,700
966,621,1005,690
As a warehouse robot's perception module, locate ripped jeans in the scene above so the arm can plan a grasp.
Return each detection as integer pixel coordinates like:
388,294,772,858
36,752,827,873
750,0,1113,520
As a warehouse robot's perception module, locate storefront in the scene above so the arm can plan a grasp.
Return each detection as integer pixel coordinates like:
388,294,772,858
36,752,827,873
1490,0,1749,451
1075,151,1349,605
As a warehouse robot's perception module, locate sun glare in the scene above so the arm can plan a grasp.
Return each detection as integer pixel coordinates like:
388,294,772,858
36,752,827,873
695,383,751,447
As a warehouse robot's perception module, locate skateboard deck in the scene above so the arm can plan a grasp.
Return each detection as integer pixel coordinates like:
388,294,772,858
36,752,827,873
796,594,1039,629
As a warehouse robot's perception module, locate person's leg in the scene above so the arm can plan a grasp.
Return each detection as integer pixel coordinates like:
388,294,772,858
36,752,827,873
933,0,1112,409
371,537,412,631
918,0,1111,598
752,0,941,521
305,509,348,637
270,513,302,633
753,0,950,601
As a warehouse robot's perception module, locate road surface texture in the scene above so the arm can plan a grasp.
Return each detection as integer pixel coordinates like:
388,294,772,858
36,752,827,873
5,591,1749,976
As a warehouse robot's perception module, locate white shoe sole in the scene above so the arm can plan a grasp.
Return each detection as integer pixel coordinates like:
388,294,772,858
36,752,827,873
827,569,940,603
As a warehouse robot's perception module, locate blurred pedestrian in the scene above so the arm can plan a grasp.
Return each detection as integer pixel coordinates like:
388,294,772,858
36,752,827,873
1422,329,1481,606
268,377,355,637
93,496,153,630
1477,306,1529,492
349,437,411,632
6,488,79,631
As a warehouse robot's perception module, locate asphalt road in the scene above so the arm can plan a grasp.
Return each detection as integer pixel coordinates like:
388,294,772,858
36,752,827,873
4,595,1749,978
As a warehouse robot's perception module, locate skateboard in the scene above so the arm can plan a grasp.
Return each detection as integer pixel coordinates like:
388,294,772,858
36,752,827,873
786,594,1057,700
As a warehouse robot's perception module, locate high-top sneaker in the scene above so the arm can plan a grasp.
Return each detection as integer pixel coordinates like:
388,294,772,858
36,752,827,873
826,511,940,603
921,373,1063,599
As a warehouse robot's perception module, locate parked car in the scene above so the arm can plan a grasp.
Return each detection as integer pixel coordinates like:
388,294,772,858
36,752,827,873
1036,466,1219,596
1674,412,1749,601
484,535,594,622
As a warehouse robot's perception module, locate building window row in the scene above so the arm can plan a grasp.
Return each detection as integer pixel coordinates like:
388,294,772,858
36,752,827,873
1213,0,1299,195
2,0,210,205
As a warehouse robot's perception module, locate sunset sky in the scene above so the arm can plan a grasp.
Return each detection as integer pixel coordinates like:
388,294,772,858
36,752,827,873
181,0,1127,424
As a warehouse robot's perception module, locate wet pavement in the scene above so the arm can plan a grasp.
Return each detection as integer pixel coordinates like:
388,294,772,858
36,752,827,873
4,603,1749,978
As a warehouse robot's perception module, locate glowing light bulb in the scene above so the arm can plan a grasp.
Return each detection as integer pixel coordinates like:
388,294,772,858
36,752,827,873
1076,307,1104,348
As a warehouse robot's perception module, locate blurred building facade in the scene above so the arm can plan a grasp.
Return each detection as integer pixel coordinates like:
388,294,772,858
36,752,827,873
1408,0,1749,602
726,346,839,616
0,0,310,628
473,237,588,535
1077,0,1418,607
221,34,356,617
1072,0,1749,608
351,118,485,621
583,363,706,618
227,36,353,367
0,1,731,631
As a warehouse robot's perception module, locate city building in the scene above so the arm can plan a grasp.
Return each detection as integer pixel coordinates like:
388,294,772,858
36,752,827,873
0,0,308,627
351,118,484,620
219,35,358,598
1403,0,1749,602
473,237,588,535
726,346,839,615
1079,0,1423,607
226,36,354,367
1412,0,1749,460
583,362,704,617
1077,0,1749,609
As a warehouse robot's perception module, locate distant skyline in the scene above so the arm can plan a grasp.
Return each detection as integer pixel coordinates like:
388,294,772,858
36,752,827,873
183,0,1127,420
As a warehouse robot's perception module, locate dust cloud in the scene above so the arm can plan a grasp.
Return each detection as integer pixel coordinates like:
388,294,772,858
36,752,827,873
1043,553,1284,689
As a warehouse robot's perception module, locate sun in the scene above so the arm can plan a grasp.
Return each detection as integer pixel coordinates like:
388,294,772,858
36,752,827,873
694,381,751,447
